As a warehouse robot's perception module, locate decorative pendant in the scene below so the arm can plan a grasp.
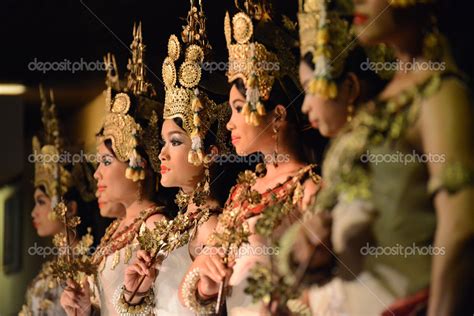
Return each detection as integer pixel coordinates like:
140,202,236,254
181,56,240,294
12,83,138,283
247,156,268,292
124,244,132,264
99,257,106,273
111,251,120,270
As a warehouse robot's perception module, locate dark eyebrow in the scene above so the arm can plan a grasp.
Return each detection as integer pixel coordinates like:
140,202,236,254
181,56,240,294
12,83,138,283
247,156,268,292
34,189,49,200
34,192,46,199
231,98,245,107
100,153,114,159
162,130,186,139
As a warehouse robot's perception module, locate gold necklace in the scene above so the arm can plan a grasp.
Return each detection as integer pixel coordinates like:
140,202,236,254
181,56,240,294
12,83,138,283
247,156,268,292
138,206,212,258
92,206,162,267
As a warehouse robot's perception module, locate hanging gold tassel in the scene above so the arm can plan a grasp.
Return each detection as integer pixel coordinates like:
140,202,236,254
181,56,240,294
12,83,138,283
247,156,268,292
256,102,266,116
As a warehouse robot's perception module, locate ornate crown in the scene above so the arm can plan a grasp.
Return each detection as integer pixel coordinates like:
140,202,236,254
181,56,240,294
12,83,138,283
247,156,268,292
99,22,162,181
33,85,72,208
224,0,301,126
224,1,278,126
298,0,354,99
162,0,230,166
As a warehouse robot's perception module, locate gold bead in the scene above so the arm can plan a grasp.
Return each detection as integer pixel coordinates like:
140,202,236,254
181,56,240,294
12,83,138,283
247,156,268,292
193,114,201,126
125,167,132,179
308,79,318,94
256,102,266,116
249,111,260,126
329,82,338,99
316,29,330,45
242,102,251,116
248,75,257,88
192,97,203,111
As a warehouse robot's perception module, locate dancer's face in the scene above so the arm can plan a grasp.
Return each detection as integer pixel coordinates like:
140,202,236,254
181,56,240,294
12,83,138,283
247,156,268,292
96,189,125,218
299,61,351,138
159,119,204,191
31,188,63,237
94,141,140,207
353,0,398,45
226,84,275,156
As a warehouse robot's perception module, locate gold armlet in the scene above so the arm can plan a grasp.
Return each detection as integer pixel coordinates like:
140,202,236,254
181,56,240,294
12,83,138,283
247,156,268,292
428,162,474,195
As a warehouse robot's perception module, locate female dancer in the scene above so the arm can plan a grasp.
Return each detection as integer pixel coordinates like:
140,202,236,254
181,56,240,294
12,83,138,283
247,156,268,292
21,87,97,316
60,23,174,316
114,2,240,314
179,2,323,314
293,0,474,314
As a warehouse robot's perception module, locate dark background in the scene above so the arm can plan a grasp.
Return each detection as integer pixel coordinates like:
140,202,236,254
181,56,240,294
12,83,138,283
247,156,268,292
0,0,472,128
0,0,472,313
0,0,472,197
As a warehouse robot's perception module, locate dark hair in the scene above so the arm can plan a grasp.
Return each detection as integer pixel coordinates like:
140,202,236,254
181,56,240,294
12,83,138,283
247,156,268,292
302,46,388,104
232,78,328,166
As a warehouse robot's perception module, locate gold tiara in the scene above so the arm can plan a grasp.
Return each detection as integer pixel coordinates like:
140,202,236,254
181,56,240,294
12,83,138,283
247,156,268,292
100,22,161,181
224,0,301,126
224,7,279,126
298,0,354,99
162,1,230,166
33,85,72,208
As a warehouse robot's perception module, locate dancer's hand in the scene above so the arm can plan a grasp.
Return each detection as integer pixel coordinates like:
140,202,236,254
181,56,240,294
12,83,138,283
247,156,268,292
193,248,234,298
60,278,92,316
123,250,157,304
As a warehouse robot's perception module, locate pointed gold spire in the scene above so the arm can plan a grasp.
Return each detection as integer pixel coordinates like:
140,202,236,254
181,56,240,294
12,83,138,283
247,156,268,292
126,21,154,96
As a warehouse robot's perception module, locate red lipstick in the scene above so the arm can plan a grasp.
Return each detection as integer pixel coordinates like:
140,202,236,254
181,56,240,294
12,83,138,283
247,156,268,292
353,13,369,25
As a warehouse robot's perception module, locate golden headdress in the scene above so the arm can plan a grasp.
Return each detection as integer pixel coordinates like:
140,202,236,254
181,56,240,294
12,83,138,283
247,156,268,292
298,0,354,99
162,0,231,166
224,0,300,126
33,85,73,208
99,22,162,182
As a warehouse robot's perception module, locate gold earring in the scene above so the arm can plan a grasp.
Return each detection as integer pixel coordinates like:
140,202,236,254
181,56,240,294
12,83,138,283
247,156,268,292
423,14,442,61
136,180,144,202
191,157,211,207
202,159,211,196
347,104,354,123
272,124,279,168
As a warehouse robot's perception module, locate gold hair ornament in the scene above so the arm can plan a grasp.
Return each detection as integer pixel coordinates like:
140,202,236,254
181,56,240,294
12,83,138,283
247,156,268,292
298,0,354,99
99,23,162,181
33,85,72,209
162,0,230,166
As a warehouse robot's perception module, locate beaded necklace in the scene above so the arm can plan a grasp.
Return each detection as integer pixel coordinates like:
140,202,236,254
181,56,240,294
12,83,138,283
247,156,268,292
92,205,163,271
208,164,320,256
